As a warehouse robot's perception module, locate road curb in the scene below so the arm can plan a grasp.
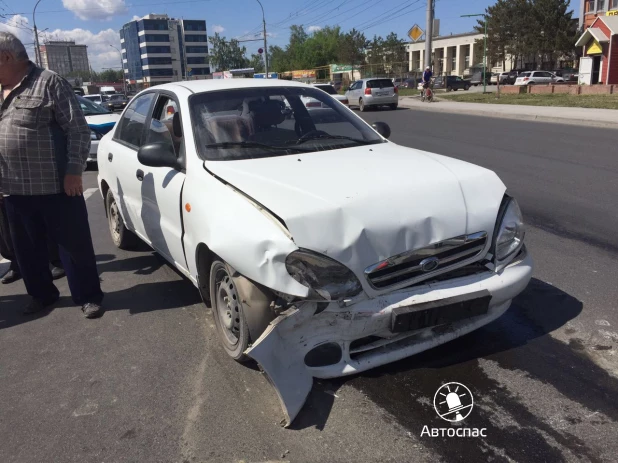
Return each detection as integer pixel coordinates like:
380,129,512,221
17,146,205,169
398,99,618,129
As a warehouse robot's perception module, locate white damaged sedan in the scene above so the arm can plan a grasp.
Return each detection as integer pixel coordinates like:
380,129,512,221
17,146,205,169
97,79,532,426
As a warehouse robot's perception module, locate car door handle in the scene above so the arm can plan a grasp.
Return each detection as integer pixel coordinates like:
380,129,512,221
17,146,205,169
136,169,144,181
108,153,113,162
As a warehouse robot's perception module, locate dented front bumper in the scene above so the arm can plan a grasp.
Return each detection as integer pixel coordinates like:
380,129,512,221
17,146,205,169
246,250,533,426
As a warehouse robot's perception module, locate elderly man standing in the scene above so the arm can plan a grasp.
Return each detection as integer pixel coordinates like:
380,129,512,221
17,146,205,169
0,32,104,318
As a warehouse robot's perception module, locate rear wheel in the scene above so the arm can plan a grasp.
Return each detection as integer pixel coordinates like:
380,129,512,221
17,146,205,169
359,98,366,112
106,189,138,250
389,103,398,110
210,260,250,362
464,85,470,91
447,86,453,92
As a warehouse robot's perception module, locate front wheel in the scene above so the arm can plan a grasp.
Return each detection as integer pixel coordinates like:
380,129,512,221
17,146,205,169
447,86,452,92
210,260,250,362
359,98,366,112
106,189,138,250
464,85,470,91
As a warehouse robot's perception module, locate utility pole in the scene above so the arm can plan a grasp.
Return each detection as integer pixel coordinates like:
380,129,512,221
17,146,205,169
256,0,268,78
424,0,434,69
33,0,44,67
109,45,127,96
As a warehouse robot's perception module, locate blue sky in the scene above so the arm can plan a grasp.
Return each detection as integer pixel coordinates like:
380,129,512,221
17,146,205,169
0,0,577,69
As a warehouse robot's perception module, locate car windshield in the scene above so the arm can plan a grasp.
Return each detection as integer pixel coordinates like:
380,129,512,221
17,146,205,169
189,86,384,161
367,79,394,88
314,85,338,95
521,72,531,77
76,95,111,115
110,94,125,101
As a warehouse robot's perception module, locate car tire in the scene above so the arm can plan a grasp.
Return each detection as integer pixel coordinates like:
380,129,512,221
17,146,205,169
359,98,366,112
474,83,479,87
464,85,470,91
528,81,536,85
389,103,398,110
446,86,452,92
106,189,138,250
209,260,251,362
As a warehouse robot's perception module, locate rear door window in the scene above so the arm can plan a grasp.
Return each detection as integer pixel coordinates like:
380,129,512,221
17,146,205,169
367,79,395,89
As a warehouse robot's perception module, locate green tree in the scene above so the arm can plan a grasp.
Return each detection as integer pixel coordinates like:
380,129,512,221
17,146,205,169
337,28,367,69
531,0,578,69
99,69,123,82
208,32,249,70
248,53,265,73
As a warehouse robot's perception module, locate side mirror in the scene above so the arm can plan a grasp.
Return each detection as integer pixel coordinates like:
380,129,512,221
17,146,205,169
138,142,178,169
372,121,391,139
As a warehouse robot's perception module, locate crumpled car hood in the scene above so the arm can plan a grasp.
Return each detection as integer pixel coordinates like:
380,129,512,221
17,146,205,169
206,143,506,286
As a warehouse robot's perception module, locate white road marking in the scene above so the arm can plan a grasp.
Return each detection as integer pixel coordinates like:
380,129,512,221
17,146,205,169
83,188,98,200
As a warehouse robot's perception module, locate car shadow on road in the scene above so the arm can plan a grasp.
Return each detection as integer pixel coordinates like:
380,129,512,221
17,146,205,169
289,277,617,460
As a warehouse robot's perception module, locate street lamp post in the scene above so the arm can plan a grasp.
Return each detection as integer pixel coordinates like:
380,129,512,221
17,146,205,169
33,0,44,67
255,0,268,78
461,13,488,94
110,45,127,96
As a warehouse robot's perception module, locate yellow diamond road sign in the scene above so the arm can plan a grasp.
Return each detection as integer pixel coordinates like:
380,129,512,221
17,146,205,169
408,24,424,42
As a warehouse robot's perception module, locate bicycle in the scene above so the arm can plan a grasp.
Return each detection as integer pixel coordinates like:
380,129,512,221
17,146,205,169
420,85,434,103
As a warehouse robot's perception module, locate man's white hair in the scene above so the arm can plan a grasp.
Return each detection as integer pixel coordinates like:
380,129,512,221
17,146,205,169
0,31,29,61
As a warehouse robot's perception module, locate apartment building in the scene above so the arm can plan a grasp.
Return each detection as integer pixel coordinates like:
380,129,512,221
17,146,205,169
39,40,90,77
580,0,618,28
120,14,210,89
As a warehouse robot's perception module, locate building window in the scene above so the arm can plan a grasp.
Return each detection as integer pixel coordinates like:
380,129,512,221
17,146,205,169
139,34,170,43
184,34,207,42
144,46,171,54
187,57,207,64
610,0,618,9
143,57,172,65
597,0,606,10
186,46,208,53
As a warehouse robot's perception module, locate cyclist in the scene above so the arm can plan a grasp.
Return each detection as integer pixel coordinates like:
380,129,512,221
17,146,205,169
421,66,433,100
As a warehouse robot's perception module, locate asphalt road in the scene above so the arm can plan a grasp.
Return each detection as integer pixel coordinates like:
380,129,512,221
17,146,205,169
1,110,617,463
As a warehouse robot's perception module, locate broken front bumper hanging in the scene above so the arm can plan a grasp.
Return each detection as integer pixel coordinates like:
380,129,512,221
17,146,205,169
246,251,533,426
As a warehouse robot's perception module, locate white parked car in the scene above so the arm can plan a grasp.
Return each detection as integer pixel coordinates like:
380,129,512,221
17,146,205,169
345,78,399,111
76,95,121,164
97,79,532,426
514,71,565,85
491,72,510,84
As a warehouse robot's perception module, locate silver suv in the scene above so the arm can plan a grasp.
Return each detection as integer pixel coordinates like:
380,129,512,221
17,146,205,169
345,78,399,111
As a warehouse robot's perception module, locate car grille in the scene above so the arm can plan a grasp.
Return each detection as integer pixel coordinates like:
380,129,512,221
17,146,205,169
364,232,488,289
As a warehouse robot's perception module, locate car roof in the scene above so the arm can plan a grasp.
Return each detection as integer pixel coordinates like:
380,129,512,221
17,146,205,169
151,78,317,94
85,94,101,97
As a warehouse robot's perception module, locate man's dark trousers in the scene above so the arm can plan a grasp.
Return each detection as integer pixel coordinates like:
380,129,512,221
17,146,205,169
4,193,103,305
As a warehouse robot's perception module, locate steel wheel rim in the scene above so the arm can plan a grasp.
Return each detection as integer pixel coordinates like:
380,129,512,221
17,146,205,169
215,269,241,345
109,200,121,243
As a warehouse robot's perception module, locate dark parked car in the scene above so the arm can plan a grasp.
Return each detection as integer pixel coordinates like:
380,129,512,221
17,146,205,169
434,75,471,91
400,78,417,88
103,94,129,112
552,69,578,82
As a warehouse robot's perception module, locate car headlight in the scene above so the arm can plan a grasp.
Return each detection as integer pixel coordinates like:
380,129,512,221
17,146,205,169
494,197,525,268
90,130,101,140
285,249,362,300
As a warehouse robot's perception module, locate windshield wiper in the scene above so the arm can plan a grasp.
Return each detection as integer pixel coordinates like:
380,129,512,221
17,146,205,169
205,141,310,152
286,134,377,146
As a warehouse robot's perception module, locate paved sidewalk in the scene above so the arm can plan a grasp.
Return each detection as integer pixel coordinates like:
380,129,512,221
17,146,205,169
398,96,618,128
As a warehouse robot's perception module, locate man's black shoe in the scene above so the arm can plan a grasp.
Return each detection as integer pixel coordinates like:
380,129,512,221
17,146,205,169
82,302,104,319
23,296,59,315
1,269,21,284
51,266,65,280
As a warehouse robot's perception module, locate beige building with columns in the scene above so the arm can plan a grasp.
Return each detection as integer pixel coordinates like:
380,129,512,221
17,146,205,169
406,31,513,76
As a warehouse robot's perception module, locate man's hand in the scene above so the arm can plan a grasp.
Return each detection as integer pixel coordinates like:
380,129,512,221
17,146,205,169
64,174,83,196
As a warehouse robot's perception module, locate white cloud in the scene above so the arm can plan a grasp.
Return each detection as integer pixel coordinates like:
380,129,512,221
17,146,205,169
307,25,322,33
0,15,33,47
62,0,127,21
40,27,121,71
211,24,225,34
132,15,141,21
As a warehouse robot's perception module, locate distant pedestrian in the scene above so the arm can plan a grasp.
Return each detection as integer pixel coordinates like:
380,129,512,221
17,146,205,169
0,32,104,318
